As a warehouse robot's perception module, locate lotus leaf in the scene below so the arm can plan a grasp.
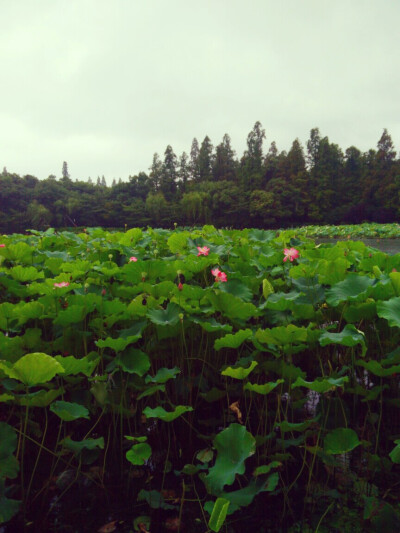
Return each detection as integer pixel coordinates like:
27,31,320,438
50,401,89,421
324,428,360,454
143,405,193,422
319,324,367,357
126,443,152,465
214,329,253,350
0,353,64,387
204,423,256,494
244,379,284,395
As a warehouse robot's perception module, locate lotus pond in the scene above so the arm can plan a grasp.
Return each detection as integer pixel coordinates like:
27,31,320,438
1,225,400,532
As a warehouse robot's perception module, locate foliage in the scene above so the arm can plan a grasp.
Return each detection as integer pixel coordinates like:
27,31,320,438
1,124,400,232
1,225,400,530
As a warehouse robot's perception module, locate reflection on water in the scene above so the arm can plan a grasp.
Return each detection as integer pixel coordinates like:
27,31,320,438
316,238,400,255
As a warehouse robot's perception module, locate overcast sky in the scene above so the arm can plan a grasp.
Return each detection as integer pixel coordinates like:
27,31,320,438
1,0,399,183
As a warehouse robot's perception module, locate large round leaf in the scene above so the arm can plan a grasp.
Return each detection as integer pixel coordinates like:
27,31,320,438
324,428,360,454
0,353,64,387
204,423,256,494
50,401,90,421
377,297,400,328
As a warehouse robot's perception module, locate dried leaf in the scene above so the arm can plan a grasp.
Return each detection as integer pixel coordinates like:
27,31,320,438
229,401,243,424
98,520,117,533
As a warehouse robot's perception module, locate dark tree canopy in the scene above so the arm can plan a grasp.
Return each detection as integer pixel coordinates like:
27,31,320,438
1,124,399,232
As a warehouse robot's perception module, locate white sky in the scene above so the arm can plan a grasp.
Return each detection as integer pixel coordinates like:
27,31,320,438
1,0,399,183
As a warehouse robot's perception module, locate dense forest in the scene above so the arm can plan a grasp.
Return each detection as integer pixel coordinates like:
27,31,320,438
1,122,399,233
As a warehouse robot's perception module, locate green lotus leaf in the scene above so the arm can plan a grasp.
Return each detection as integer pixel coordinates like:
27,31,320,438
145,367,180,384
116,348,150,376
204,423,256,494
4,241,32,263
219,474,279,512
167,231,189,253
16,387,64,407
199,387,226,402
319,324,367,357
343,300,376,322
148,281,176,300
253,461,282,476
190,317,232,333
221,360,257,380
0,423,17,460
61,437,104,453
264,291,300,311
0,481,21,523
54,354,99,377
377,297,400,328
262,278,274,299
0,303,14,330
102,299,128,315
143,405,193,422
248,229,275,243
0,455,19,480
209,292,257,321
324,428,360,454
118,227,143,246
218,280,253,302
147,302,181,326
389,440,400,463
9,265,44,282
127,295,157,317
95,322,146,352
53,305,88,326
208,497,230,532
292,376,348,392
137,385,166,400
0,353,64,387
255,325,308,346
126,443,152,466
244,379,284,395
278,419,317,432
389,272,400,296
326,274,375,306
356,359,400,377
315,258,349,285
15,301,44,325
214,329,253,350
0,394,13,403
95,336,132,352
50,401,89,421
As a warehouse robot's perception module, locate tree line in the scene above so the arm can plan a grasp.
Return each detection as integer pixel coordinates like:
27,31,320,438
1,122,399,233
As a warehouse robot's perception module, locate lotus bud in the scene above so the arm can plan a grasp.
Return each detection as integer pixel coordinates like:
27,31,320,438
179,313,184,322
108,254,113,260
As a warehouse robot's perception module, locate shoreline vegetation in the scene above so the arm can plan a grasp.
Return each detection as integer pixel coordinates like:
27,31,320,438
1,123,399,234
1,224,400,531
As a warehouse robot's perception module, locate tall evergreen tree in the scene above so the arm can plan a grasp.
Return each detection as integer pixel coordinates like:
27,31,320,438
62,161,70,179
178,152,190,193
213,134,236,181
189,138,200,182
198,136,214,182
149,153,163,192
160,145,178,200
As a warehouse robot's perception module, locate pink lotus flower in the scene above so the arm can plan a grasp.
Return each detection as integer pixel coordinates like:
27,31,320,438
283,248,299,262
53,281,70,288
197,246,210,256
0,244,5,248
129,256,138,262
211,268,228,283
